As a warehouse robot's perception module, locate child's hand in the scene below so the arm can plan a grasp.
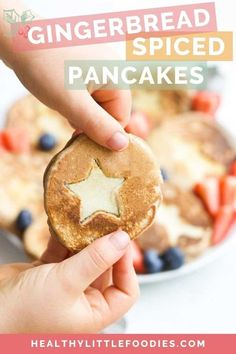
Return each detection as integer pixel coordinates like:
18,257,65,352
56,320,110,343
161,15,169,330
8,45,132,151
0,231,139,333
0,0,131,151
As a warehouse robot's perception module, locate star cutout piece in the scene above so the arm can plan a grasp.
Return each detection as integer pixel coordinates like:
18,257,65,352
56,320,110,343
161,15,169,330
65,161,124,222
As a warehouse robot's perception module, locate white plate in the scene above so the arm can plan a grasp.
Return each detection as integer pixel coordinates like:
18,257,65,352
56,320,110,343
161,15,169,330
138,225,236,284
138,117,236,284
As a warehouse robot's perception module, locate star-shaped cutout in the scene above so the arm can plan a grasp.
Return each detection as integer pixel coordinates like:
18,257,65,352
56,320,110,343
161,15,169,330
65,161,124,223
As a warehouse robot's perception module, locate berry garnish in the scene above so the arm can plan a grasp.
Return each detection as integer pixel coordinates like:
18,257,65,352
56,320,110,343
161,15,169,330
162,247,185,270
16,210,33,232
212,205,234,246
192,91,220,116
194,177,220,217
229,161,236,176
220,176,236,211
161,168,169,181
144,249,164,274
38,133,56,151
131,241,145,274
2,129,30,153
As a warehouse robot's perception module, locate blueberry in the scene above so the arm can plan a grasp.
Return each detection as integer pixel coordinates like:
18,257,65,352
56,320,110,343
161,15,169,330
161,168,169,181
144,249,164,274
162,247,185,271
38,133,56,151
16,210,32,232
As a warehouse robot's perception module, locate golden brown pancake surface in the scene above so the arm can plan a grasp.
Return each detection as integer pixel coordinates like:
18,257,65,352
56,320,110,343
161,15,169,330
44,134,162,252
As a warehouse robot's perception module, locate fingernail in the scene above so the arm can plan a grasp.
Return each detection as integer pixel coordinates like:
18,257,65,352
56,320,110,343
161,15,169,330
109,231,130,250
107,131,129,151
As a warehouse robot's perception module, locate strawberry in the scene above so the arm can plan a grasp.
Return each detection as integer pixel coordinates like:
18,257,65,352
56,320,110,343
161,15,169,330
220,176,236,211
212,205,234,245
2,129,30,153
126,111,151,140
229,161,236,176
194,177,220,217
192,91,220,116
0,132,6,153
131,241,145,274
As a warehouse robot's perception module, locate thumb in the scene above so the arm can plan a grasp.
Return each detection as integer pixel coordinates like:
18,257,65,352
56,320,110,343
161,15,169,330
59,90,130,151
53,230,131,294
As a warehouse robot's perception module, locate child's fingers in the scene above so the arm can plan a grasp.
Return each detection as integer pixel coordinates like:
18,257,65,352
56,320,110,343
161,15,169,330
91,268,112,292
40,234,70,264
52,231,130,296
0,263,32,282
60,90,130,151
83,249,138,331
102,246,140,321
92,89,132,128
112,245,138,294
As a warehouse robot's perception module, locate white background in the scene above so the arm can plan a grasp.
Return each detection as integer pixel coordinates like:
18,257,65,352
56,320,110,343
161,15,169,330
0,0,236,333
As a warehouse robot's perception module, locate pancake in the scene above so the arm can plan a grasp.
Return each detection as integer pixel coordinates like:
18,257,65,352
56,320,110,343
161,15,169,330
24,213,50,259
6,95,73,155
132,89,190,126
148,112,236,189
137,182,212,260
44,134,163,252
0,151,46,235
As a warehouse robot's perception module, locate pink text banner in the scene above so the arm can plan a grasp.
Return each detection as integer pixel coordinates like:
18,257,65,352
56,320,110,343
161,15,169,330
0,334,236,354
10,2,217,51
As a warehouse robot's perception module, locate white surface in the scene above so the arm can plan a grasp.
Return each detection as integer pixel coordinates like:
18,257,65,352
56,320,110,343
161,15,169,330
131,228,236,333
127,239,236,333
0,0,236,334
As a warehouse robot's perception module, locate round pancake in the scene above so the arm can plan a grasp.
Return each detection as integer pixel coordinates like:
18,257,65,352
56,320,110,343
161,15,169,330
137,182,212,260
6,95,73,155
132,89,190,126
0,151,46,235
24,213,50,259
148,112,236,189
44,134,163,252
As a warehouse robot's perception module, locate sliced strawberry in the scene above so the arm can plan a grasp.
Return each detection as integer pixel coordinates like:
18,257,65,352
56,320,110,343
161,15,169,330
220,176,236,211
229,161,236,176
131,241,145,274
126,111,151,140
212,205,234,245
194,177,220,217
192,91,220,116
2,129,30,153
0,132,6,152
